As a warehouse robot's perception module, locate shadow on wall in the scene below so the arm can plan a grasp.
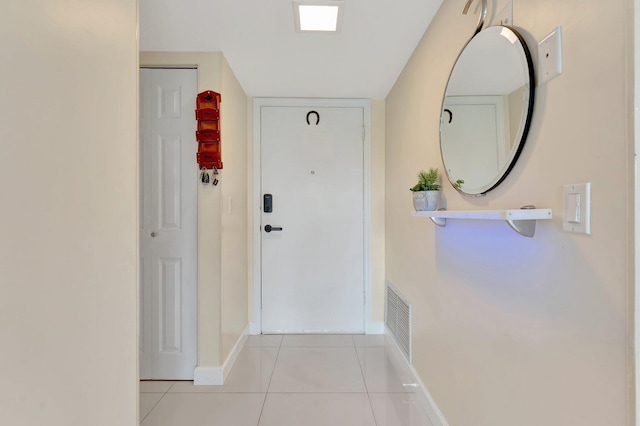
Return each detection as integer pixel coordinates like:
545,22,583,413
433,221,622,333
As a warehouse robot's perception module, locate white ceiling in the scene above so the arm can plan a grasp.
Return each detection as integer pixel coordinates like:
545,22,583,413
139,0,444,98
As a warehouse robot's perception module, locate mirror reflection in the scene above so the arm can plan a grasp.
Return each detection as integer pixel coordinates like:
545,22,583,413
440,25,535,195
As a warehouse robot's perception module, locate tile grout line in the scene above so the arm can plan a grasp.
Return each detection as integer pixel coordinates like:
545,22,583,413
143,336,394,425
255,336,284,425
353,337,380,426
139,381,175,424
140,392,165,424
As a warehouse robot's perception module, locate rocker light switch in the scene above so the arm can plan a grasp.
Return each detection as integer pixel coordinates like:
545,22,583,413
563,183,590,234
566,193,581,223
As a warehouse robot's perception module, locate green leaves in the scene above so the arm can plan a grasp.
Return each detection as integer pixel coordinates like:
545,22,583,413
410,167,440,191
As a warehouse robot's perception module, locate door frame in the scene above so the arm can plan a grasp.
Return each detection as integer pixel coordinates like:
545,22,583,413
635,0,640,423
251,98,372,334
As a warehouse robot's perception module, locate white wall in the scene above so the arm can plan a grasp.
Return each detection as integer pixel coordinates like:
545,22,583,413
635,0,640,419
386,0,634,425
0,1,139,425
371,99,386,324
220,56,249,360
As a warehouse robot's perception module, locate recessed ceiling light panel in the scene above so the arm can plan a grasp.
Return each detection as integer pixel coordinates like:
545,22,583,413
293,1,344,33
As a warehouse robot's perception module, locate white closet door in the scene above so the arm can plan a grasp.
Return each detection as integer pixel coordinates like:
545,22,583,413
139,68,197,379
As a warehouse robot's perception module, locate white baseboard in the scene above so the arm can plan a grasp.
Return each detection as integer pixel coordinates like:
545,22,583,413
249,321,260,335
193,325,250,386
384,326,449,426
193,366,223,385
365,321,385,334
222,325,249,379
251,321,378,335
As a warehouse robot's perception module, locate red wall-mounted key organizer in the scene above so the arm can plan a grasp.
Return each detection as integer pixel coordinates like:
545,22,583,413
195,90,223,169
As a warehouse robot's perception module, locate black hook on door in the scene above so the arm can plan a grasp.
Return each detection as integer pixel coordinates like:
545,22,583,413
306,111,320,126
444,109,453,123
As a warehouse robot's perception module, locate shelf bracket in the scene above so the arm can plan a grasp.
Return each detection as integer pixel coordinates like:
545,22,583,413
506,219,536,237
429,217,446,227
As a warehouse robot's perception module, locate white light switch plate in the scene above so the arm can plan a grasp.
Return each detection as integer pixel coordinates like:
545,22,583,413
538,26,563,85
563,183,590,234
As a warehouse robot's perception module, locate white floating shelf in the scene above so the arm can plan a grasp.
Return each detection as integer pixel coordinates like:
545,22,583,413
411,208,553,237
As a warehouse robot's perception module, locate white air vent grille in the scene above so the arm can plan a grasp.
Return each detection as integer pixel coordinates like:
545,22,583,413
386,283,411,363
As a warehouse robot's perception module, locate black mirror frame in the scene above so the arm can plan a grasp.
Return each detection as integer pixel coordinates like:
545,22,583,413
440,25,536,196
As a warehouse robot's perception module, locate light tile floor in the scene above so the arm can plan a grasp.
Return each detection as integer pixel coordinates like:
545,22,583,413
140,334,434,426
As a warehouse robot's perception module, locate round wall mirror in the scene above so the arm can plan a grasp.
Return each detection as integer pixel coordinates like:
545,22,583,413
440,25,535,196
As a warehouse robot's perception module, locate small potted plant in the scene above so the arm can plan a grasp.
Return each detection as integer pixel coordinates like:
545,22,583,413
410,168,441,211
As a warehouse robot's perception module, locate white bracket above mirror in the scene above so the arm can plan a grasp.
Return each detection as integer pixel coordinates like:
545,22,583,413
463,0,488,36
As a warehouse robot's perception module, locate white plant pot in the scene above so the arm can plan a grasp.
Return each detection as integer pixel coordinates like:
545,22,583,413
412,190,440,211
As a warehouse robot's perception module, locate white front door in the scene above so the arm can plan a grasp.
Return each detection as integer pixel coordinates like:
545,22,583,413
139,68,198,379
260,105,365,333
